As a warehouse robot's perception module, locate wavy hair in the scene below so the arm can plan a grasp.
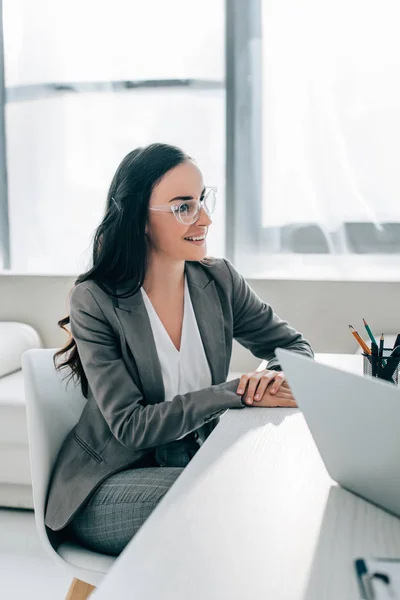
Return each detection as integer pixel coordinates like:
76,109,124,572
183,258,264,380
54,143,190,397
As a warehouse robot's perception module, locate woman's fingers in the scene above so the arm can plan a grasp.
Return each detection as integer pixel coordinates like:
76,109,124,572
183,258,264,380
245,372,265,404
274,384,294,398
280,380,291,389
274,391,294,400
258,392,298,408
236,373,253,395
237,370,292,405
279,397,298,408
268,371,286,395
253,372,277,401
237,370,276,404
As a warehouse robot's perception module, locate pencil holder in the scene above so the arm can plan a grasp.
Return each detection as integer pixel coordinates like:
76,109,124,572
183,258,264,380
363,349,400,385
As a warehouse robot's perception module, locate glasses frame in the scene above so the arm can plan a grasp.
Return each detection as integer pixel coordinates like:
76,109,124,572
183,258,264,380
149,186,217,225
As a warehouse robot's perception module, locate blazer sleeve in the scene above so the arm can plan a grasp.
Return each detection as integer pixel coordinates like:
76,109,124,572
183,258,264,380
224,259,314,370
69,284,244,450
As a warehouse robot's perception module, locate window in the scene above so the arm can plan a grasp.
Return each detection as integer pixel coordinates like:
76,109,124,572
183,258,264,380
1,0,225,273
228,0,400,280
2,0,400,280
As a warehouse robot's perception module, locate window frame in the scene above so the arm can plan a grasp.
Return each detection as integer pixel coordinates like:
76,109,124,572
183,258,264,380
0,0,10,269
225,0,262,264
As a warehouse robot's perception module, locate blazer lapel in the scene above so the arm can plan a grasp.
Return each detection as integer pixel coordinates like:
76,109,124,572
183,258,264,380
113,261,227,404
185,262,227,385
114,284,165,405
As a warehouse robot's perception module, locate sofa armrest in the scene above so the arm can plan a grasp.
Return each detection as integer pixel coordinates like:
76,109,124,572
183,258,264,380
0,322,42,378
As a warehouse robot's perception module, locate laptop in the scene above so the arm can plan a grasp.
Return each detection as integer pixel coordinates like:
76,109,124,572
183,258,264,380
275,348,400,518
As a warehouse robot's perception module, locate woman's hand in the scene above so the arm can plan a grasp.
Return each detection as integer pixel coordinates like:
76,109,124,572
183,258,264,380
236,369,297,408
236,369,286,404
249,381,297,408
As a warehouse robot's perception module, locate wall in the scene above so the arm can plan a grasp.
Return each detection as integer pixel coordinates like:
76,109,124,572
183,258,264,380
1,275,399,371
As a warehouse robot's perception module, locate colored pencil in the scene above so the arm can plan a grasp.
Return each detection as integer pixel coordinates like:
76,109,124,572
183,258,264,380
362,318,377,346
349,325,371,355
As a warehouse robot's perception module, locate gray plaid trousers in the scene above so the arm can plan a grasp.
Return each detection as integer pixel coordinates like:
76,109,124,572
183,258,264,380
67,435,199,556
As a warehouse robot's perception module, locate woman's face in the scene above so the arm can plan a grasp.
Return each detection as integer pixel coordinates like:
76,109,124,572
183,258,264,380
146,160,212,262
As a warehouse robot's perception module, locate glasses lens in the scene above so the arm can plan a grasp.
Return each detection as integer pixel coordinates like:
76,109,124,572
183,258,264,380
203,188,216,215
175,201,199,224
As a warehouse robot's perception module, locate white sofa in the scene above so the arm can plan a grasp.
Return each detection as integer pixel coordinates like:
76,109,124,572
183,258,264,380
0,322,43,508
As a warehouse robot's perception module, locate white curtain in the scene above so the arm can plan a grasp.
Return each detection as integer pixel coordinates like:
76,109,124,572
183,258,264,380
262,0,400,252
2,0,226,273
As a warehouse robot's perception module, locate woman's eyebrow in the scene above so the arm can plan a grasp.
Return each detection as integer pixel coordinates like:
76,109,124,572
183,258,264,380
169,187,206,203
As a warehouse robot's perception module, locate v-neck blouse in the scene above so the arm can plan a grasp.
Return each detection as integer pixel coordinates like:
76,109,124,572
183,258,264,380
141,277,212,411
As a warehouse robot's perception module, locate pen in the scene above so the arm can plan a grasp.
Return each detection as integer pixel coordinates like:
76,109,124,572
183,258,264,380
355,558,371,600
355,558,397,600
379,333,385,357
394,334,400,350
349,325,372,355
371,342,378,377
362,318,377,346
378,334,385,373
380,346,400,382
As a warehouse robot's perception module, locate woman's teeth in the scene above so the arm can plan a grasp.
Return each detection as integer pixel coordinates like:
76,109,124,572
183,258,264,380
184,236,205,241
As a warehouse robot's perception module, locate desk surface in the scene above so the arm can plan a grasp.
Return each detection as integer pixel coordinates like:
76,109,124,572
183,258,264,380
94,354,400,600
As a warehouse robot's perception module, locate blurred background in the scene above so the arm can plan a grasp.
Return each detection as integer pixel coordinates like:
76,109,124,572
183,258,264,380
1,0,400,358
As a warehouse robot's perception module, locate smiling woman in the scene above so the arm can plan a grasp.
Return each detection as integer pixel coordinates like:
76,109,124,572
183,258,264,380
47,142,313,560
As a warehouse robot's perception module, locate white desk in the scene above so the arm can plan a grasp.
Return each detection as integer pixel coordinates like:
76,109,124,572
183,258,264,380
93,354,400,600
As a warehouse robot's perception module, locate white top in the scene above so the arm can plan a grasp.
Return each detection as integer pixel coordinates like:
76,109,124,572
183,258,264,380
141,277,212,429
92,355,400,600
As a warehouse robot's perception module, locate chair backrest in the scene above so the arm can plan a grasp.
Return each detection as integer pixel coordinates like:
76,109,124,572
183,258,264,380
22,348,86,553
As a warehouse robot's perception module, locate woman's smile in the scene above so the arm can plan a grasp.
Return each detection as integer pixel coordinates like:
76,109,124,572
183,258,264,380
183,229,207,245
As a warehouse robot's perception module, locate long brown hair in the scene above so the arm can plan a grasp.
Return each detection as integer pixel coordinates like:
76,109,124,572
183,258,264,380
54,143,190,397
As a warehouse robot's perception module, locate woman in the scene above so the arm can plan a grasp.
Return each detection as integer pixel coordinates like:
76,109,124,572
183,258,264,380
47,143,313,556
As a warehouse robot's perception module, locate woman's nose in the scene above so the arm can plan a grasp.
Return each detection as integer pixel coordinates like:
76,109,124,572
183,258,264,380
197,206,212,226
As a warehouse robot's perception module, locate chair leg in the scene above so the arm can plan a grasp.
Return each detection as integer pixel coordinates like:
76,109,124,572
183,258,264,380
65,578,96,600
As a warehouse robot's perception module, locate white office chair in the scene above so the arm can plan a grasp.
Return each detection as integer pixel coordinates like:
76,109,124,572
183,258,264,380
22,348,115,600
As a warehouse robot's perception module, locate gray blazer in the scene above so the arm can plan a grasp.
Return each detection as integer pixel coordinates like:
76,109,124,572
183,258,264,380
45,258,313,531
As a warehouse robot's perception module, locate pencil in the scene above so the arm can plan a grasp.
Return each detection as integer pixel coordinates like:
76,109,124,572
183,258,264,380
349,325,371,355
362,318,377,346
371,342,378,377
379,333,384,357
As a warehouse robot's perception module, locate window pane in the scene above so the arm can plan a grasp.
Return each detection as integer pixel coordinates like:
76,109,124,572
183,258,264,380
7,90,225,273
3,0,224,85
3,0,225,273
262,0,400,231
234,0,400,279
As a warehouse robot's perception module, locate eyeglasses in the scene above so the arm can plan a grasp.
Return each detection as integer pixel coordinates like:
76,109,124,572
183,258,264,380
149,187,216,225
